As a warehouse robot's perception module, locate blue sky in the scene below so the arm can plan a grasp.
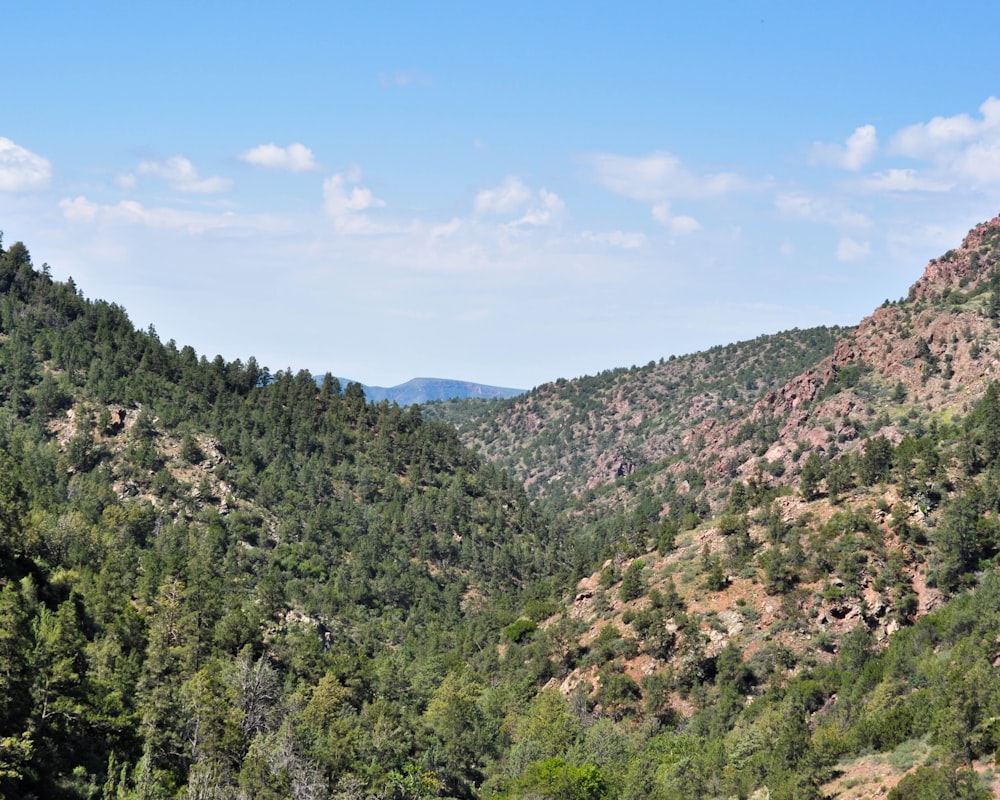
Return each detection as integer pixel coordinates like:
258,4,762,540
5,2,1000,389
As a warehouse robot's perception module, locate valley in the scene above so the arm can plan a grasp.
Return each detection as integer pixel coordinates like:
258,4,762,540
4,215,1000,798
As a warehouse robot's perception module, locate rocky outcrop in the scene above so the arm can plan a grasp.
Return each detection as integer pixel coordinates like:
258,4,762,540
908,213,1000,300
669,213,1000,496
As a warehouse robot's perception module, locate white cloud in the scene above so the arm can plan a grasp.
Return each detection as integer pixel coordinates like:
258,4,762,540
891,98,1000,159
474,177,533,215
59,195,286,234
775,193,812,219
0,137,52,191
586,150,747,233
115,172,137,189
775,192,870,229
809,124,878,171
836,237,870,262
779,241,795,257
239,143,318,172
589,151,680,201
667,215,701,235
473,177,563,228
886,223,956,262
59,196,98,222
138,156,232,193
651,201,701,234
858,168,953,193
954,139,1000,183
587,150,748,201
322,169,393,234
508,188,564,228
581,230,646,249
323,170,384,216
842,125,879,170
429,218,463,240
889,97,1000,184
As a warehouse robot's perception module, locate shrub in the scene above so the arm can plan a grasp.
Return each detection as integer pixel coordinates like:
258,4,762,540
503,618,538,644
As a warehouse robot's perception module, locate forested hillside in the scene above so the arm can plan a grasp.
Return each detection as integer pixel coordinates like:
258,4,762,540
0,238,571,799
425,326,846,510
8,216,1000,799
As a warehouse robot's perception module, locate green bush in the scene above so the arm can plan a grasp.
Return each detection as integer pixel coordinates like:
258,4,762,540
502,618,538,644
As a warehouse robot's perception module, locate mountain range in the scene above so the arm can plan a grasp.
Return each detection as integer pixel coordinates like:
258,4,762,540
4,214,1000,798
332,376,526,405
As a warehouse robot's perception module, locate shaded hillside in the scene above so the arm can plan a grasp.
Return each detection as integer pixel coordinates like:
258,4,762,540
427,326,847,508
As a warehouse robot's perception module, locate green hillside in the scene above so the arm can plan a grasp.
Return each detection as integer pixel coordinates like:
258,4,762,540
0,239,568,799
6,217,1000,799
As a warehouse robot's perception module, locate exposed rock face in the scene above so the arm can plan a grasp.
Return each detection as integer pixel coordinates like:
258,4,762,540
448,328,847,503
667,211,1000,499
448,211,1000,522
908,213,1000,301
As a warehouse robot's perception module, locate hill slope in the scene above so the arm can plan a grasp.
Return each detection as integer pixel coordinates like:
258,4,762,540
435,212,1000,798
6,216,1000,799
427,326,847,509
0,240,563,799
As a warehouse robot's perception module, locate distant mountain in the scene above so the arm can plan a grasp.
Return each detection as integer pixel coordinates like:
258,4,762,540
333,376,526,405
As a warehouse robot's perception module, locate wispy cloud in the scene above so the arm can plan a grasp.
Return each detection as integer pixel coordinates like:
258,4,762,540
137,156,232,193
651,202,701,234
836,237,870,262
857,168,953,193
774,192,870,229
585,150,750,233
508,188,564,228
0,137,52,191
474,177,564,228
428,218,463,240
474,176,534,215
809,124,878,171
323,168,383,214
586,150,749,201
239,143,319,172
59,195,286,234
581,230,646,249
891,98,1000,159
323,167,396,234
59,196,99,223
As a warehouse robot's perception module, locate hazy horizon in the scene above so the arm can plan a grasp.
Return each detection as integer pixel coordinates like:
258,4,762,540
5,2,1000,388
